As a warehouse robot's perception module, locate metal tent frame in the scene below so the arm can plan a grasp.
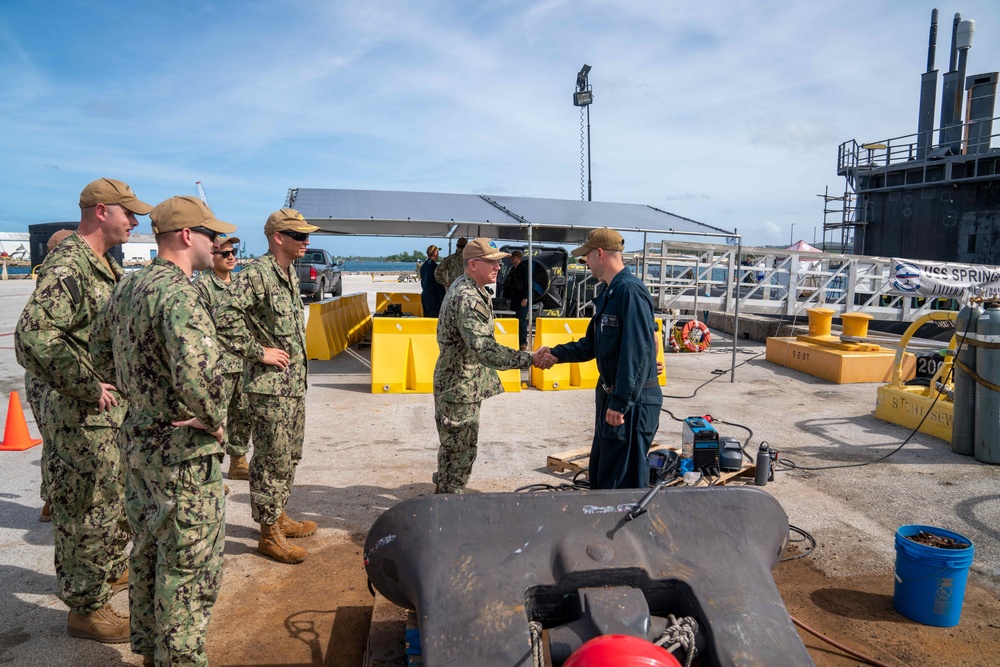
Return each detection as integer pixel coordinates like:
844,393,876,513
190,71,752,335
286,188,744,380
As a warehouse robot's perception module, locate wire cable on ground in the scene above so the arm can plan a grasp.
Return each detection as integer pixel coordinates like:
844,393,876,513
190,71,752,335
790,615,893,667
780,525,817,562
664,310,973,473
776,312,973,473
514,468,591,493
661,409,755,463
662,312,798,401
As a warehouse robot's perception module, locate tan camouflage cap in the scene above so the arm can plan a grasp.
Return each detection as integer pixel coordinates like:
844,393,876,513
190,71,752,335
264,208,320,235
571,227,625,257
46,229,74,252
150,196,237,235
463,238,509,261
79,178,154,215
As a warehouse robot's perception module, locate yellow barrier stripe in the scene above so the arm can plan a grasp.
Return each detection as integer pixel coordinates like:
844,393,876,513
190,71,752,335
305,293,372,361
371,317,521,394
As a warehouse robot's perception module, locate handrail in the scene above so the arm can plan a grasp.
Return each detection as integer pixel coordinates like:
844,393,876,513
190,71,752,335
642,240,977,324
887,312,957,398
838,115,1000,175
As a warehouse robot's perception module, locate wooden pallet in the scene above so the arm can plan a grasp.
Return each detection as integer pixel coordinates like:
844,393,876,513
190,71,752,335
546,445,595,475
547,444,757,487
667,462,756,487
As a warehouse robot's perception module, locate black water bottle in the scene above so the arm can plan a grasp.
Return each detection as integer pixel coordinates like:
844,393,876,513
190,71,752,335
755,443,770,487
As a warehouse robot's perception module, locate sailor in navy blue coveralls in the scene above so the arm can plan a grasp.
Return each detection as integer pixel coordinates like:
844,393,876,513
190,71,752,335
548,229,662,489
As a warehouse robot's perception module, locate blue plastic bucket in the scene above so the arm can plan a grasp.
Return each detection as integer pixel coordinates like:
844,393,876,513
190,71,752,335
893,524,975,627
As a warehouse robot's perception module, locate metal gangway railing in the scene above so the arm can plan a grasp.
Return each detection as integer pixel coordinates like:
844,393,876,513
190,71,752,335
837,114,1000,192
634,240,963,322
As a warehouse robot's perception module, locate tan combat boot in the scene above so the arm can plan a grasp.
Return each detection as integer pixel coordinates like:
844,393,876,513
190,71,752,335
258,522,306,564
107,569,128,594
228,455,249,480
39,499,52,522
277,511,317,538
67,603,130,643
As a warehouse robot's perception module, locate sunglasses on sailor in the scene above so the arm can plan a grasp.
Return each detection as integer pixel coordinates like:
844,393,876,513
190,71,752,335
279,230,309,242
213,250,236,258
190,227,220,242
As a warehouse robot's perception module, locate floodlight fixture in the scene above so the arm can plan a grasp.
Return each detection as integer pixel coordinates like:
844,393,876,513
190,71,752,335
574,64,593,106
572,64,594,200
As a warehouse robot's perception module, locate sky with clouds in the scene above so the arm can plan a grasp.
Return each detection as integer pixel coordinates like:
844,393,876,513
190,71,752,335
2,1,999,257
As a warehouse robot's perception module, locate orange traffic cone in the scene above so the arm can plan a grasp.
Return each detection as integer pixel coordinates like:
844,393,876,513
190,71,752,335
0,391,43,451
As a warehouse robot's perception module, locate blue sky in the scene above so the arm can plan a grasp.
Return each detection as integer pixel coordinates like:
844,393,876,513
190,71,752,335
2,1,999,257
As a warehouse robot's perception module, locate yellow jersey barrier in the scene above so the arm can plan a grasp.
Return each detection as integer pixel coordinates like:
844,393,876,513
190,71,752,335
372,318,522,393
531,318,599,390
376,292,423,317
531,318,667,391
305,293,372,360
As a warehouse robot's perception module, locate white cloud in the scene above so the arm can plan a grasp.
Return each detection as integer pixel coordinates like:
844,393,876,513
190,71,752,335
0,0,998,255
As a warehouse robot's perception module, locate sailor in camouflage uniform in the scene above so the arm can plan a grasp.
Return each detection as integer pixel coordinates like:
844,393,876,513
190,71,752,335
215,208,319,564
432,238,549,493
93,196,235,666
194,235,251,481
15,178,149,644
24,371,53,521
28,229,76,523
433,236,467,289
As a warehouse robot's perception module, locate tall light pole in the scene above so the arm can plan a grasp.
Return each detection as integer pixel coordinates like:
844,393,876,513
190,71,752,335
573,64,593,201
790,223,796,245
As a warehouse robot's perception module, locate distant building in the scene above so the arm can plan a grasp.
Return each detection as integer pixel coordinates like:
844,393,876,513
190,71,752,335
0,232,30,259
27,224,157,268
122,233,157,264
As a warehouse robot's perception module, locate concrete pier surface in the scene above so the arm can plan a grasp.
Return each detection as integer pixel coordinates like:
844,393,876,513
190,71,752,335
0,274,998,666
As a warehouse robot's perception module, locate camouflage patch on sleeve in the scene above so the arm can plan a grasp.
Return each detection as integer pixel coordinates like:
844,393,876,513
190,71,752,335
249,271,265,298
470,297,491,323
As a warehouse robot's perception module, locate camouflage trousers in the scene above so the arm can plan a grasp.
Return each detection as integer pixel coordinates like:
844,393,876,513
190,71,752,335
48,422,130,614
125,452,225,666
24,372,52,502
247,393,305,525
432,398,481,494
220,372,251,458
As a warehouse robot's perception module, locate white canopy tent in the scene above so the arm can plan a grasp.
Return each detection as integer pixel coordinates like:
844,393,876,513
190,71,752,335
285,188,744,379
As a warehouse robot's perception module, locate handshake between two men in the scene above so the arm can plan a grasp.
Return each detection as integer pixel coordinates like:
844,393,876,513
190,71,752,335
529,346,559,370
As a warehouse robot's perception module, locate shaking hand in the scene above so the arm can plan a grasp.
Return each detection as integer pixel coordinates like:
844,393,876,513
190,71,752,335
531,346,558,369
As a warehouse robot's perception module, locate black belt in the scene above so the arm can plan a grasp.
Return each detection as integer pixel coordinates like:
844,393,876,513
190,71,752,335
600,378,659,394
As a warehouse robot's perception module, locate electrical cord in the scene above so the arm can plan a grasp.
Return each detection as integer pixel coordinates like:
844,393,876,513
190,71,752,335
514,467,591,493
662,309,973,473
790,615,893,667
513,482,587,492
776,310,974,473
780,525,817,562
661,312,798,400
661,409,755,463
660,351,761,400
711,418,754,462
780,526,893,666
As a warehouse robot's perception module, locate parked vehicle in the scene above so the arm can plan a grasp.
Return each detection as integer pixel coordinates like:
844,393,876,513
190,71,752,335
295,249,343,301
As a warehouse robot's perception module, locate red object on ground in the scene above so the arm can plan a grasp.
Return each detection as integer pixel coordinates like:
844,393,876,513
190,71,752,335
563,634,682,667
0,391,43,451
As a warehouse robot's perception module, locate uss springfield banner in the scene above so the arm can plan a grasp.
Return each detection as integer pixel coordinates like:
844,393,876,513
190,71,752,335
890,258,1000,300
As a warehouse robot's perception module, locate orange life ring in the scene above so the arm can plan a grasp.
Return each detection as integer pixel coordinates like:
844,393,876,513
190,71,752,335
681,320,711,352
